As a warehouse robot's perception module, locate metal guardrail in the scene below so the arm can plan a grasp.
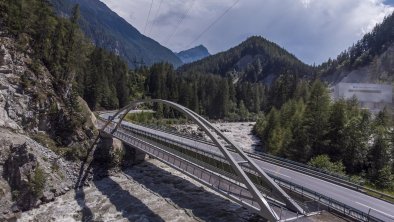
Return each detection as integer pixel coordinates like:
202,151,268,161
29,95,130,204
106,128,296,219
122,120,394,205
98,118,394,221
244,152,394,205
115,126,291,206
135,122,214,145
112,125,391,222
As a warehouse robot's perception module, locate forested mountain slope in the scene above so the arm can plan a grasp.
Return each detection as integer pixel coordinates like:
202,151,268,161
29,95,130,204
50,0,182,68
319,12,394,84
178,36,314,84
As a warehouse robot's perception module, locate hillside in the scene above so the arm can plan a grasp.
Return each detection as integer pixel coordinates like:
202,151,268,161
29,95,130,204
176,45,210,64
319,12,394,84
50,0,182,68
178,36,313,84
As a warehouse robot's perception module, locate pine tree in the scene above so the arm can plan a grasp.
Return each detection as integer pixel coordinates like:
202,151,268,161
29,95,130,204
304,80,331,157
368,127,392,184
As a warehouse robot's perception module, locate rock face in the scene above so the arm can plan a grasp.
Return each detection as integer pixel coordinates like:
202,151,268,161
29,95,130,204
0,129,79,220
0,36,89,220
0,36,94,147
0,41,31,131
4,143,39,211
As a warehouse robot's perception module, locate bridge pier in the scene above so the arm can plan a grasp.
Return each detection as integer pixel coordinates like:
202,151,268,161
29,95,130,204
95,131,146,169
121,142,146,167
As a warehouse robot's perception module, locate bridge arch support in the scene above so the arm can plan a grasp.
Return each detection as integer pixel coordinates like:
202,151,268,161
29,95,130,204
99,99,304,221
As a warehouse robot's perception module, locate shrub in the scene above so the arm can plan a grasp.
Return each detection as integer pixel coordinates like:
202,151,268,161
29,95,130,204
30,166,46,198
308,155,346,176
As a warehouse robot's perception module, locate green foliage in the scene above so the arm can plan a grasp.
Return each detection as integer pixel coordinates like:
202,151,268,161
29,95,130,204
30,166,46,198
304,81,331,157
319,12,394,76
30,132,59,154
50,0,182,67
77,48,141,110
145,63,271,120
179,36,313,83
374,165,393,189
254,81,393,188
308,155,346,176
1,0,145,113
63,146,87,161
125,111,187,126
125,112,155,124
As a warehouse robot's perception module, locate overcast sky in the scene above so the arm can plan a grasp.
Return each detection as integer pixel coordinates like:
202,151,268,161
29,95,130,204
100,0,394,64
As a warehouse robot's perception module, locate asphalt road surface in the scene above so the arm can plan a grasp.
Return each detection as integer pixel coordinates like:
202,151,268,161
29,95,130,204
99,113,394,222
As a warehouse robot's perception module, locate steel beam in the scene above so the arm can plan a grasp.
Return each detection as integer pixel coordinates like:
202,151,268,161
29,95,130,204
98,99,305,221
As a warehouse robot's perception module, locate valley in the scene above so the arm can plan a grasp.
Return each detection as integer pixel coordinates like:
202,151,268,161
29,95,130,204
0,0,393,221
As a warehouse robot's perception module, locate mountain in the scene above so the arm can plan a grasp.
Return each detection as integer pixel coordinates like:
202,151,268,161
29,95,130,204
319,12,394,84
50,0,182,68
176,45,210,64
178,36,313,84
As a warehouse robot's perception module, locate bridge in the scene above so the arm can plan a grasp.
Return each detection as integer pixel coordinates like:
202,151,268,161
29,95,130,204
89,99,393,222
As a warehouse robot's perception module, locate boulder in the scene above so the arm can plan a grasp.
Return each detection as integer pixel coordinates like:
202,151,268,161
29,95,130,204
41,191,54,203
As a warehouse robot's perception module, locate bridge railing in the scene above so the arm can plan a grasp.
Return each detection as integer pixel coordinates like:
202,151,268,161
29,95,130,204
115,124,394,221
108,128,285,216
114,126,287,204
125,121,354,178
133,122,214,145
99,118,393,222
272,176,393,222
119,120,394,205
107,123,301,209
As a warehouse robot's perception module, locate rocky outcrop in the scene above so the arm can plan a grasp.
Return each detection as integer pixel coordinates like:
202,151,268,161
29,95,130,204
0,41,31,131
0,129,79,220
0,34,97,221
4,143,40,211
0,36,95,147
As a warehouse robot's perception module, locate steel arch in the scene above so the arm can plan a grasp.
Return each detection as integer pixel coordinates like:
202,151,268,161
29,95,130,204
99,99,304,221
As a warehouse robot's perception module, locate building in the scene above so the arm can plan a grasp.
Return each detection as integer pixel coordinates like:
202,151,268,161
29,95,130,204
332,83,393,114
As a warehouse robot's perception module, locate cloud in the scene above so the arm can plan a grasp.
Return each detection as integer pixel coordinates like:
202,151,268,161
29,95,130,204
101,0,393,64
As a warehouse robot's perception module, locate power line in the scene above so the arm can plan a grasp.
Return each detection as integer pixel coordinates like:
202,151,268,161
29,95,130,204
186,0,240,49
143,0,154,35
149,0,163,35
164,0,196,44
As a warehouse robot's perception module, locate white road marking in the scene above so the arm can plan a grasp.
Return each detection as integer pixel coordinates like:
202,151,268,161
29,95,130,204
355,202,394,219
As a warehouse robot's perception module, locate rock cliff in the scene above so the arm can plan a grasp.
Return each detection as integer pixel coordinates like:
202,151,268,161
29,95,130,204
0,34,93,220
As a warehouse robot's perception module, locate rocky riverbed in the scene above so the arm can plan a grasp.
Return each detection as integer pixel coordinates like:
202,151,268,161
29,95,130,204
16,122,346,222
19,158,343,222
20,158,264,222
173,122,263,152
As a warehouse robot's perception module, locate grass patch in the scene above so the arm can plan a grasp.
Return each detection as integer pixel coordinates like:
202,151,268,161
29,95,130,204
124,112,188,126
30,132,87,162
30,132,60,155
30,166,46,198
365,184,394,203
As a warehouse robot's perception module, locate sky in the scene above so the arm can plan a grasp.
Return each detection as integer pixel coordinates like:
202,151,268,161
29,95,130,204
100,0,394,65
